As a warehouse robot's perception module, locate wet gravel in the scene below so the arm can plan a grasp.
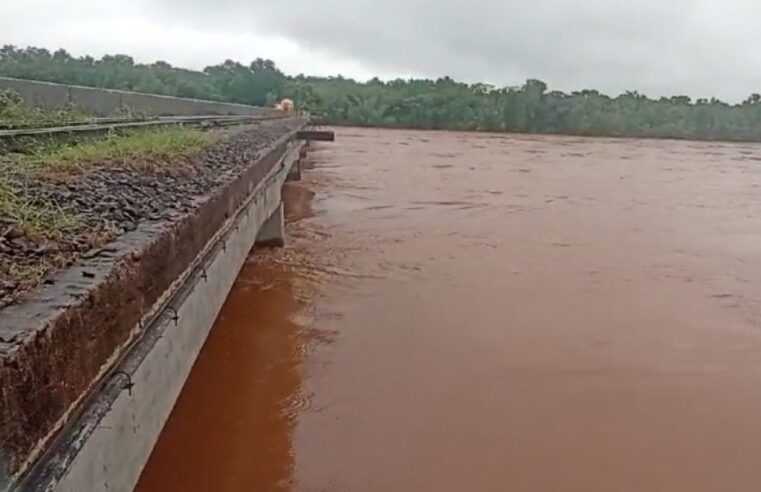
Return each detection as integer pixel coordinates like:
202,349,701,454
0,118,303,308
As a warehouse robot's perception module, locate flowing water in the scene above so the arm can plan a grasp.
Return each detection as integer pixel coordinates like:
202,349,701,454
138,128,761,491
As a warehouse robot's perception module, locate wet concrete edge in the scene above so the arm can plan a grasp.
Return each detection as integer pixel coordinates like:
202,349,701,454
0,122,305,485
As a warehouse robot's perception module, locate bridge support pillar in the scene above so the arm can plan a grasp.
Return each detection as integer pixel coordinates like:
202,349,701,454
256,202,285,247
286,159,302,182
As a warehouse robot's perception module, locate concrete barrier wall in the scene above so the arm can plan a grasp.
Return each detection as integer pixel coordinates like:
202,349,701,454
0,77,274,117
14,138,305,492
67,85,123,116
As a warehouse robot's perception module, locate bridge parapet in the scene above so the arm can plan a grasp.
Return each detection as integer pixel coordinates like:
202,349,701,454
0,76,279,117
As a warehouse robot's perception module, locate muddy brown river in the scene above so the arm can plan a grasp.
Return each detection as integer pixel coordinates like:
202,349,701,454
137,128,761,491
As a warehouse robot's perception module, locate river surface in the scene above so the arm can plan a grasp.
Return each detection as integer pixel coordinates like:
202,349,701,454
138,128,761,491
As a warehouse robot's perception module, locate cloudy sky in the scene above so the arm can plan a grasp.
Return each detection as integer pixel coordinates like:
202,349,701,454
1,0,760,101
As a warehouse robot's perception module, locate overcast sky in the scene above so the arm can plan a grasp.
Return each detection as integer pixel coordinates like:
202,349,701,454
1,0,760,101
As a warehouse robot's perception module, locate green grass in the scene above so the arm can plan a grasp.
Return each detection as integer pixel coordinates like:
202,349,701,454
0,179,77,297
22,127,217,173
1,126,217,241
0,89,92,127
0,113,221,304
0,178,78,241
0,176,106,300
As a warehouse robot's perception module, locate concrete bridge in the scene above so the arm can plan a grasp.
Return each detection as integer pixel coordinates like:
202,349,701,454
0,76,277,117
0,79,331,492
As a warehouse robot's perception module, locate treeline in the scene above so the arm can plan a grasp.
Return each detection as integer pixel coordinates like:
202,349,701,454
0,46,285,106
3,45,761,141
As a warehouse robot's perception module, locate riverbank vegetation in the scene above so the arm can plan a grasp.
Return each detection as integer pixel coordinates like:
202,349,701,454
4,45,761,141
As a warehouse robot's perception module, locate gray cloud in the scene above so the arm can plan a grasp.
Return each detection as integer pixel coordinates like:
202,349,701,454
140,0,761,101
3,0,761,101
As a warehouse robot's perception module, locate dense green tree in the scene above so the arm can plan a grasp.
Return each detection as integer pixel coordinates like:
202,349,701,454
3,45,761,142
0,45,285,106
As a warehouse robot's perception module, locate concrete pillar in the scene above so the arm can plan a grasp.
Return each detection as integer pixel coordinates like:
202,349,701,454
286,159,302,182
256,203,285,247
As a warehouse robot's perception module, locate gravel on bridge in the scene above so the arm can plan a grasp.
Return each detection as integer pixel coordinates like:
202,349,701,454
0,118,303,309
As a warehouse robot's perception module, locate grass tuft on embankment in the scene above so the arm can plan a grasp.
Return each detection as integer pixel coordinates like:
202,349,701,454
1,127,217,238
20,127,218,174
0,178,82,300
0,181,77,237
0,89,92,128
0,126,220,303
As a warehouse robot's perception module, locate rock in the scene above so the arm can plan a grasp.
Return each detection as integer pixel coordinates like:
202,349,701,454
3,226,24,240
34,245,56,255
1,118,303,310
1,280,17,290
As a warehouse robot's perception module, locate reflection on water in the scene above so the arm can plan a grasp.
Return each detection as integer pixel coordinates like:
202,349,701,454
136,213,315,491
141,128,761,492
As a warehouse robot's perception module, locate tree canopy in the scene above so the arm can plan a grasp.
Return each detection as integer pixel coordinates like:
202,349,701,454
0,46,284,105
3,45,761,142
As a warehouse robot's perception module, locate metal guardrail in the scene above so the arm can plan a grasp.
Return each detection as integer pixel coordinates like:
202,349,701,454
0,116,156,131
0,114,292,140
